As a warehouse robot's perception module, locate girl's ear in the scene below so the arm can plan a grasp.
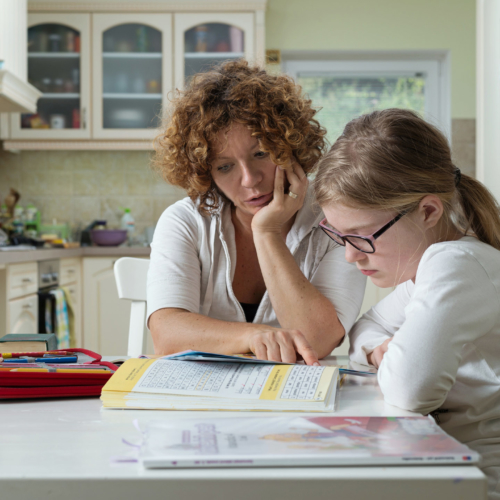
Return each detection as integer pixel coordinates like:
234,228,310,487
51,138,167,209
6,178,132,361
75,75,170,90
418,195,444,229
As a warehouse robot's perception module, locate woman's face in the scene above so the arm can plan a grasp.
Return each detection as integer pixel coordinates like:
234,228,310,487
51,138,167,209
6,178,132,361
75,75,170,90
321,203,432,287
211,123,277,219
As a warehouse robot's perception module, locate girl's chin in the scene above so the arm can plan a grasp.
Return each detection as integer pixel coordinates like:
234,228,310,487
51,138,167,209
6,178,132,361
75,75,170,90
369,274,394,288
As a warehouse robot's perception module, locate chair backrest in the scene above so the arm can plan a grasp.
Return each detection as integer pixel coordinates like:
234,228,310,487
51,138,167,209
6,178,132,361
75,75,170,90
113,257,150,357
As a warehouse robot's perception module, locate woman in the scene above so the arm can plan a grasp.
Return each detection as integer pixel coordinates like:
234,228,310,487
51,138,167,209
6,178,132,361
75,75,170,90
314,108,500,498
148,60,366,364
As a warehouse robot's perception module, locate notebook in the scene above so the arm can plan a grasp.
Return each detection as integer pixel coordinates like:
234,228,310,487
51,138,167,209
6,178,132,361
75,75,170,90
140,415,479,469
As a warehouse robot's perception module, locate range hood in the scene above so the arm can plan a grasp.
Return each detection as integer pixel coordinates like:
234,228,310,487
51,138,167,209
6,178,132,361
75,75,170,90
0,65,42,113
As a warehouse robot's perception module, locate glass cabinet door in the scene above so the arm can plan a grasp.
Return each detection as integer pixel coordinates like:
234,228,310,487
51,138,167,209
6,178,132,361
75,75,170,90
92,14,172,140
10,13,91,139
175,14,255,88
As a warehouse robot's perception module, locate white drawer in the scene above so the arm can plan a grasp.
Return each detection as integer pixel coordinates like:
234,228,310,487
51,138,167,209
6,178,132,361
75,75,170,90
65,283,78,306
8,293,38,334
60,258,80,286
7,262,38,300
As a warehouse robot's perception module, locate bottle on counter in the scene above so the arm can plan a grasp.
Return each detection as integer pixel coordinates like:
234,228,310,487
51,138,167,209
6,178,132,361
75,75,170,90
120,208,135,244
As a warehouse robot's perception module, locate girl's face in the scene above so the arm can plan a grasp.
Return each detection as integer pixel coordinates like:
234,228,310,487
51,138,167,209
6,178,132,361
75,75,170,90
211,123,277,220
321,203,436,287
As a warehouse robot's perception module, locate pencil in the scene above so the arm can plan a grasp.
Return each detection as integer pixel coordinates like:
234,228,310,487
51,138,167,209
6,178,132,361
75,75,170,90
8,368,111,374
0,351,70,359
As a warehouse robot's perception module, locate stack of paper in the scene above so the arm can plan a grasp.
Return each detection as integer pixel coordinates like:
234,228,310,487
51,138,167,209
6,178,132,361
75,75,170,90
101,358,340,412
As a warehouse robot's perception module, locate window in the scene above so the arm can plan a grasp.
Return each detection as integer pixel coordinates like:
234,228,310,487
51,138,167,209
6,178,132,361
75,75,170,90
284,56,450,144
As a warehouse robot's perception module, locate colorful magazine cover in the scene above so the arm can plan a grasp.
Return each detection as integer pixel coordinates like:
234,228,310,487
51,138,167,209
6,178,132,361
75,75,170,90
140,416,479,468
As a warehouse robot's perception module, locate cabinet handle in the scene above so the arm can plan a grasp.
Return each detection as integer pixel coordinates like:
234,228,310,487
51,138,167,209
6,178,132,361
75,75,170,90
82,106,87,129
22,278,33,283
67,269,75,274
22,303,32,309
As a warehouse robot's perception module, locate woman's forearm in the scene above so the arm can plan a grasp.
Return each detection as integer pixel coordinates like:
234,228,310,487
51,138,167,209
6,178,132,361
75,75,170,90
150,308,259,355
253,232,344,358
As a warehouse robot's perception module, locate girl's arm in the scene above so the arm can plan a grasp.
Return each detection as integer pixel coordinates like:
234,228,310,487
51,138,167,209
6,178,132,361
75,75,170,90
376,247,499,414
252,165,365,359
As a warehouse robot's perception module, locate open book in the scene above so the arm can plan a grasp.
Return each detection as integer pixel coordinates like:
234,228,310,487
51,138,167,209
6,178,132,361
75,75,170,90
101,358,339,412
140,416,479,468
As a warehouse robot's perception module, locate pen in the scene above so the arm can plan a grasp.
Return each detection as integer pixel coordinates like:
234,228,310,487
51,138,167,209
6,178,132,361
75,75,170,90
0,351,70,359
2,356,78,364
9,368,110,374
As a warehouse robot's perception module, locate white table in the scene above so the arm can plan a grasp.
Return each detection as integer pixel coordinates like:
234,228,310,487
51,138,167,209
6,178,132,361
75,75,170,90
0,356,486,500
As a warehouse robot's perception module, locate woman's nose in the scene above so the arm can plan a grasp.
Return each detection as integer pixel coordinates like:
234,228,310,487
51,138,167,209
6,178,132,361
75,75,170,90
344,242,366,263
240,164,262,188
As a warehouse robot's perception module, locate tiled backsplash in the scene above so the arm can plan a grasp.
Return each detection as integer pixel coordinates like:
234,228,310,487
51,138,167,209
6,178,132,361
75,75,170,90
0,118,476,236
0,150,186,237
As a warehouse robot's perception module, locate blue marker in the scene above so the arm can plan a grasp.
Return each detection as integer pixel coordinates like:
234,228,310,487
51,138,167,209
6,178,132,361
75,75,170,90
3,356,78,364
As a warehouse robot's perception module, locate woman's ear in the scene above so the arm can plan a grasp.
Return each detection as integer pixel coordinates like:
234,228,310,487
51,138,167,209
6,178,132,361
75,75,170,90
418,195,444,229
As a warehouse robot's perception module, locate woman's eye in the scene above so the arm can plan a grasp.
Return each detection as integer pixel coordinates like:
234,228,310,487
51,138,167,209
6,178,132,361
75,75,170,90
217,164,232,172
255,151,268,158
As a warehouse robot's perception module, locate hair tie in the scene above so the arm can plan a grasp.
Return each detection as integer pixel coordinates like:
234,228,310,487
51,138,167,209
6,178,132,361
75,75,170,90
454,166,462,187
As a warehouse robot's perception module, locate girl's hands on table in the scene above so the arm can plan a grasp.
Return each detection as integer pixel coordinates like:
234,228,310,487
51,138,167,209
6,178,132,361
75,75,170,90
251,160,308,234
367,338,393,369
247,327,320,366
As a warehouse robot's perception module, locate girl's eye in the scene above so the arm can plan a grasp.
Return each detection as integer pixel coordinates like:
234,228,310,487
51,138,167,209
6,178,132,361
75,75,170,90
217,164,232,173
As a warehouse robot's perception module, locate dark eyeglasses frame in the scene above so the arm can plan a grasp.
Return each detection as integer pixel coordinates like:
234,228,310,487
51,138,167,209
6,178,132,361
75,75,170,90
319,212,407,254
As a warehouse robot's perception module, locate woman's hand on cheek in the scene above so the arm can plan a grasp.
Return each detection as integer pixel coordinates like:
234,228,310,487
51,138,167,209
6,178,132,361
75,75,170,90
251,160,308,234
248,327,320,366
367,338,393,369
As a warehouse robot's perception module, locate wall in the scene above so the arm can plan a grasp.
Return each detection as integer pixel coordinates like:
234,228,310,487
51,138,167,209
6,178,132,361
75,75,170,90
266,0,476,119
0,150,185,237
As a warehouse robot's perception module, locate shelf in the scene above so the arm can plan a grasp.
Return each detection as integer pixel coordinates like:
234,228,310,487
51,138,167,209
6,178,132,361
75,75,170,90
102,52,162,59
28,53,80,58
102,93,162,99
39,93,80,99
184,52,244,59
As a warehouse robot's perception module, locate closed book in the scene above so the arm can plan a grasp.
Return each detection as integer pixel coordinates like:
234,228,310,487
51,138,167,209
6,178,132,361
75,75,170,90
140,416,480,469
0,333,57,353
101,358,339,412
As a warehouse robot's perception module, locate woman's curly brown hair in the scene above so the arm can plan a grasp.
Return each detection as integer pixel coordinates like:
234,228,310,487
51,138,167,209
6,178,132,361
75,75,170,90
152,59,327,215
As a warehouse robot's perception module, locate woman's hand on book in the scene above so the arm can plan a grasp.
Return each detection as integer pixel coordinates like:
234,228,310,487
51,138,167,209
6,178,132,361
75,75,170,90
248,328,320,366
367,338,393,369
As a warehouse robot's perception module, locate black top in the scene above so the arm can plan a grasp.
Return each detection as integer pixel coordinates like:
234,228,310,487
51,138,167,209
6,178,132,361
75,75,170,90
240,302,260,323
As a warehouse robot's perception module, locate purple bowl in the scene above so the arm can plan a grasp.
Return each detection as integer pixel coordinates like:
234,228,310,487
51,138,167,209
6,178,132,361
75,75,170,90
90,229,128,246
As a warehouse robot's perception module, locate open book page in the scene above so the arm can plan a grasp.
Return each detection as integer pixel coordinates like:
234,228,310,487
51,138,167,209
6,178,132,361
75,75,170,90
140,416,479,468
103,358,336,403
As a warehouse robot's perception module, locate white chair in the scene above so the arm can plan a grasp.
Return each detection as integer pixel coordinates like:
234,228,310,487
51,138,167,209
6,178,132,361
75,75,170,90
113,257,150,357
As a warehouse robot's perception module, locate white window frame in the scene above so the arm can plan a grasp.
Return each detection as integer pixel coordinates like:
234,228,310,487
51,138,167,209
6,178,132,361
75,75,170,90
283,52,451,140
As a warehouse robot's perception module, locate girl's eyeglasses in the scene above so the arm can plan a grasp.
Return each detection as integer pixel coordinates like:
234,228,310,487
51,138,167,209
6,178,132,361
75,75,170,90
319,212,407,254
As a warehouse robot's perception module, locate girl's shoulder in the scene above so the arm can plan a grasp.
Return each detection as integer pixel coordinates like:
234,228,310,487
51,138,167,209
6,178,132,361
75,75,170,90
418,236,500,287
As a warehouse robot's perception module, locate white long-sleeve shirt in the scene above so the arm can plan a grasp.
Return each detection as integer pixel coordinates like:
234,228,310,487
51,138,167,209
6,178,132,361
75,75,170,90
349,236,500,498
148,187,366,334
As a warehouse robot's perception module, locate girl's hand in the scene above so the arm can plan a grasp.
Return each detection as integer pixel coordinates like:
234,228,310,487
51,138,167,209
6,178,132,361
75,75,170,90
251,160,308,234
248,327,320,365
367,338,393,369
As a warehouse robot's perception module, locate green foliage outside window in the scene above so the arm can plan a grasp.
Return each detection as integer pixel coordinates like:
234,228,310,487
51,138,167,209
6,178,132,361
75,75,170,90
297,76,426,145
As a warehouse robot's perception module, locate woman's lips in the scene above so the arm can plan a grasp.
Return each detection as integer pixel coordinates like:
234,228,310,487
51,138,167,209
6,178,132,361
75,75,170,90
360,269,377,276
245,192,273,206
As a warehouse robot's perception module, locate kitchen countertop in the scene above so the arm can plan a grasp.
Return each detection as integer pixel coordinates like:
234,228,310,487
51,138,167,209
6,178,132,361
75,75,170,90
0,245,151,265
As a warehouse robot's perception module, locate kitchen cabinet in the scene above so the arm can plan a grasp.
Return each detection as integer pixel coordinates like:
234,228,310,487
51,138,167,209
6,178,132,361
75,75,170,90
10,13,91,140
2,1,266,150
0,261,39,337
82,257,152,356
174,13,255,89
92,13,172,140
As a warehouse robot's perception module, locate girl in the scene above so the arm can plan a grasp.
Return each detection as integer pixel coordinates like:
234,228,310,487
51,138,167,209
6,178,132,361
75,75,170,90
314,108,500,498
148,60,366,363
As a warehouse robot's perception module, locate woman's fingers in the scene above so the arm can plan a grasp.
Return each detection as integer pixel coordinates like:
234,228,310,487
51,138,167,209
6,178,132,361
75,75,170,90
292,332,319,366
253,341,268,361
276,331,297,364
273,165,285,203
265,336,283,362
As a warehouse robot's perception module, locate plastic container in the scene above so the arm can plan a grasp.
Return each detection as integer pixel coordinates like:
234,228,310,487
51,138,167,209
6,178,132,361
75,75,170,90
90,229,127,246
120,208,135,243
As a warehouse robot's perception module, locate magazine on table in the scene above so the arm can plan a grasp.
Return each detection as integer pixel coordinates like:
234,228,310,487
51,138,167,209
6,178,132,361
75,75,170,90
139,415,479,469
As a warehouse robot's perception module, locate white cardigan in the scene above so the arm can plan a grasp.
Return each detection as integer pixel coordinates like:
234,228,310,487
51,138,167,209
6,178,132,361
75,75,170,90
349,236,500,498
147,188,366,334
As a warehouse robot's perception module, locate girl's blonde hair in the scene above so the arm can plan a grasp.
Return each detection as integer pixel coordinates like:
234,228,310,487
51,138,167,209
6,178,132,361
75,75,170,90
314,108,500,250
